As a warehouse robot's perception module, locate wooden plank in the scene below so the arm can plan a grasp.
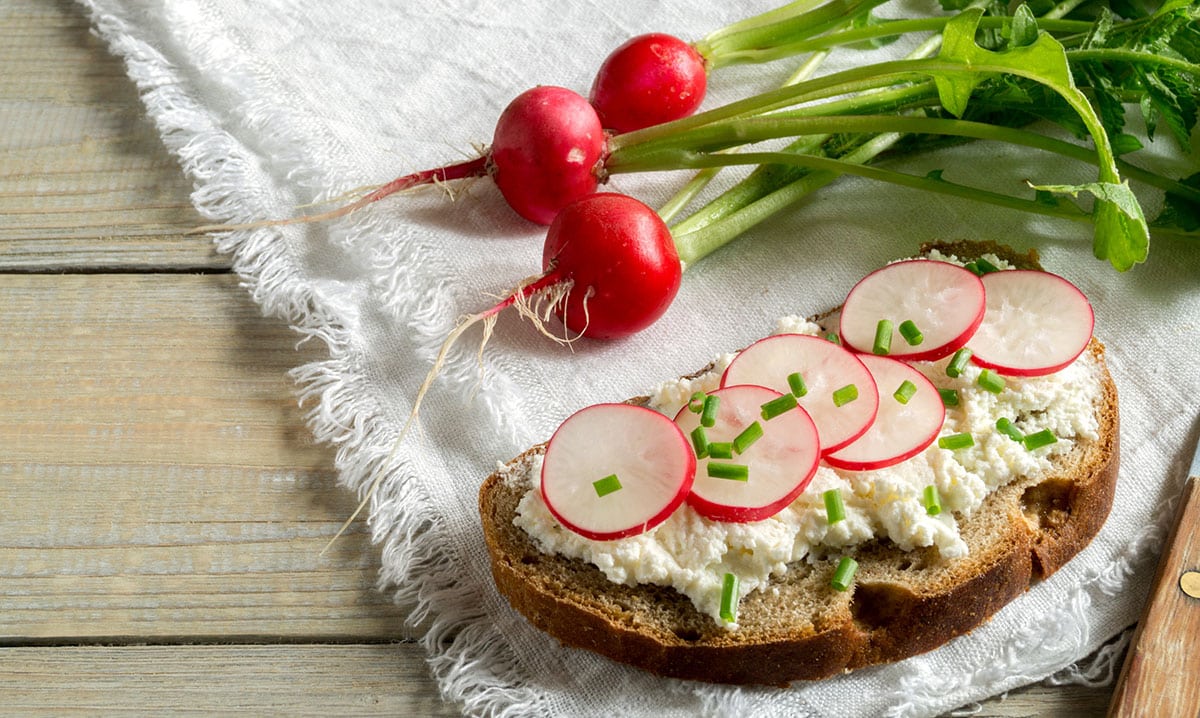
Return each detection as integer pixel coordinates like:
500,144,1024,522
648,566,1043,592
0,273,405,640
0,0,220,271
0,644,459,716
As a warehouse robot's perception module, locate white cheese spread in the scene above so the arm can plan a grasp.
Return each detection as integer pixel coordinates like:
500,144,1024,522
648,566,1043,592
511,254,1105,627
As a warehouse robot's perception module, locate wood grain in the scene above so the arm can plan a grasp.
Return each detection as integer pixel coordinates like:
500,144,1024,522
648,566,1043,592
1108,475,1200,717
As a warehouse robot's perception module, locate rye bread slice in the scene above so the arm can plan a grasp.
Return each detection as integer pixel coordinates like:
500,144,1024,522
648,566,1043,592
478,242,1120,686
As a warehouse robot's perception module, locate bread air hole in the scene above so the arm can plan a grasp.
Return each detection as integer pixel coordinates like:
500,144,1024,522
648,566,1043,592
1020,477,1074,531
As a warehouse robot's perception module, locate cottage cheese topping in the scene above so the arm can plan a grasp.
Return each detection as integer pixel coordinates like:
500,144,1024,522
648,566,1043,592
512,256,1104,626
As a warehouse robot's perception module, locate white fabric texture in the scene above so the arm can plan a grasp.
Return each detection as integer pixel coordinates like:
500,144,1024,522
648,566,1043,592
78,1,1199,715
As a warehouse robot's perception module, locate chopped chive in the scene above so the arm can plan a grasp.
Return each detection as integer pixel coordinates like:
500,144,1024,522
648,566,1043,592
977,369,1006,394
690,425,710,459
975,257,1001,274
719,572,739,623
873,319,894,355
898,319,924,346
832,384,859,407
787,371,808,398
687,391,706,414
825,332,842,345
831,556,858,592
592,474,622,498
946,348,973,378
964,260,981,275
893,379,918,405
995,417,1024,442
939,388,960,407
938,432,975,450
707,462,749,481
733,421,764,454
1023,429,1058,451
701,395,720,428
823,489,846,524
708,441,734,460
923,485,942,516
761,392,798,420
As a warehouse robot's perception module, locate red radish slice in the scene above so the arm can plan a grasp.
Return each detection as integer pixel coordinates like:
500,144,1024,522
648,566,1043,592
720,334,879,455
824,355,945,471
839,260,986,361
674,385,820,523
968,270,1094,377
541,403,695,541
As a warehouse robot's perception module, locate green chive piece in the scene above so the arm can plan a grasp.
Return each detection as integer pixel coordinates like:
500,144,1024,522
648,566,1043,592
898,320,924,346
823,489,846,524
946,348,973,378
761,392,798,420
964,260,982,276
733,421,764,454
690,425,710,459
825,332,842,346
719,572,739,623
939,388,960,407
832,384,859,407
996,417,1023,442
687,391,706,414
701,394,720,428
975,257,1001,274
708,441,734,460
873,319,894,355
831,556,858,592
707,462,749,481
592,474,622,498
1023,429,1058,450
977,369,1006,394
787,372,808,398
938,432,975,450
893,380,918,405
923,485,942,516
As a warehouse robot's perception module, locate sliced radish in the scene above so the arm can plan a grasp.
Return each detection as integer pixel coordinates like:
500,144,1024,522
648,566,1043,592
968,270,1094,377
839,260,986,361
824,355,945,471
674,385,820,523
541,403,695,541
720,334,879,455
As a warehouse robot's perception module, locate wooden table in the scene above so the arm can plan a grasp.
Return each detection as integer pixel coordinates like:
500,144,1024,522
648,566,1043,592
1,2,1121,714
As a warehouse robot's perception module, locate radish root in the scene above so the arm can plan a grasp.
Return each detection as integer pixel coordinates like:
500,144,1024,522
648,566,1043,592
320,270,574,554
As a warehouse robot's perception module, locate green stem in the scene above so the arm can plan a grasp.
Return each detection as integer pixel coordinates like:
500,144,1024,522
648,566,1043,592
1067,48,1200,78
700,0,891,69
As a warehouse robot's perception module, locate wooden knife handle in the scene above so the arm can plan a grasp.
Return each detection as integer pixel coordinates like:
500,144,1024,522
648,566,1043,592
1108,475,1200,718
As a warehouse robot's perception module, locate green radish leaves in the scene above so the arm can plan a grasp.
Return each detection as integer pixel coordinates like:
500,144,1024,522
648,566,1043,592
933,8,1150,270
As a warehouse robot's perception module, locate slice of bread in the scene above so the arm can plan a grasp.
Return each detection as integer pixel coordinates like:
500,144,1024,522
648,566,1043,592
478,242,1119,686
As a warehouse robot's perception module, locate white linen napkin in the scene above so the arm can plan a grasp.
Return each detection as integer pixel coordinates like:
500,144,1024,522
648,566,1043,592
79,0,1200,715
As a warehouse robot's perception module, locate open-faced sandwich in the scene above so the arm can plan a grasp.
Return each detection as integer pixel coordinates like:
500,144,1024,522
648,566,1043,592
480,241,1119,686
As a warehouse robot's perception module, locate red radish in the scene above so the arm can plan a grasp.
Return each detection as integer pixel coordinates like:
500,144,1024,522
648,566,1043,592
541,403,695,540
590,33,708,133
674,385,820,523
824,355,945,471
968,270,1095,377
191,86,605,232
720,333,879,455
839,260,986,361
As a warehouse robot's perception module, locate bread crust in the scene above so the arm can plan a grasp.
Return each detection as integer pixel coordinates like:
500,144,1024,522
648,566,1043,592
478,244,1119,686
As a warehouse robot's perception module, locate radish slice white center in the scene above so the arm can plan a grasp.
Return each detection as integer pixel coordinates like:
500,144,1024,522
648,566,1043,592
969,270,1095,377
824,355,945,471
720,333,879,454
840,260,985,361
541,403,695,541
674,385,820,523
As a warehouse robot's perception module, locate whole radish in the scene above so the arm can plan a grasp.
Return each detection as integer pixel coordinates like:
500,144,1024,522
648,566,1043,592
196,85,606,231
590,33,708,133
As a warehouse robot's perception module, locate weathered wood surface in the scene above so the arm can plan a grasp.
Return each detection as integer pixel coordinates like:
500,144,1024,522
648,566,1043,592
0,0,1121,714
